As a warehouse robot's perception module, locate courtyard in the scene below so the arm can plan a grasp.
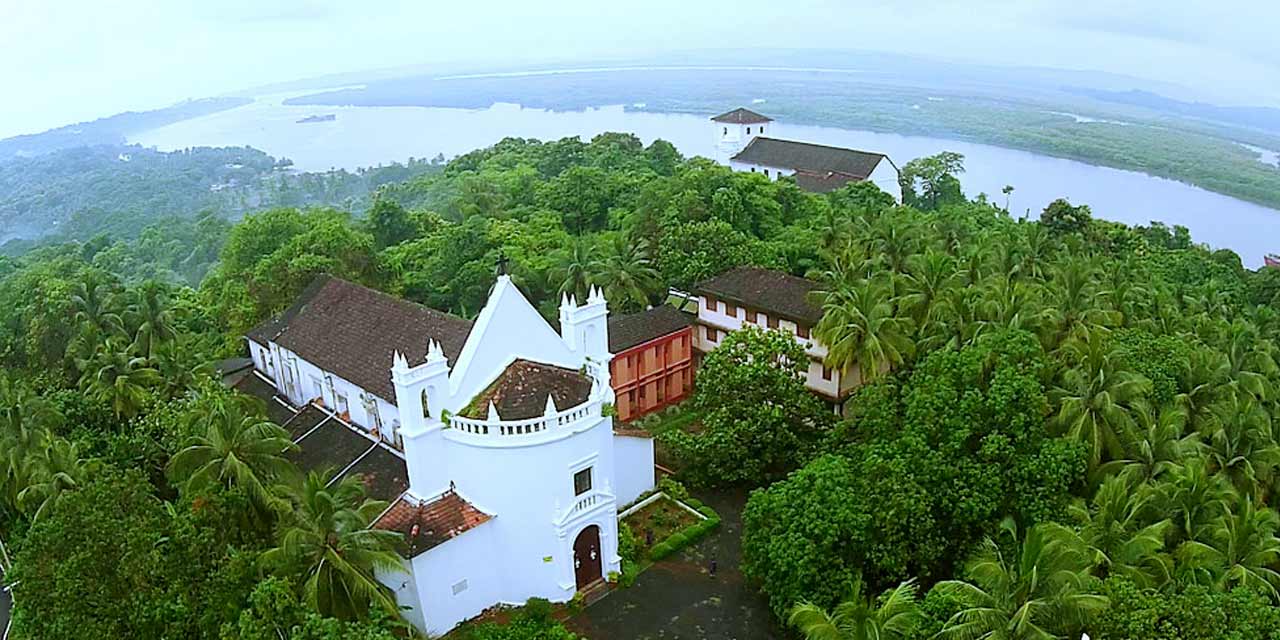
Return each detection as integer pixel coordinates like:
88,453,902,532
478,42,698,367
567,489,780,640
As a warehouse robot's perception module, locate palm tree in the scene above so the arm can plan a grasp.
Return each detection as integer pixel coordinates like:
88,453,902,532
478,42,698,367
552,236,600,303
1157,458,1232,550
1217,318,1278,401
1070,474,1172,588
0,379,60,510
1040,258,1116,350
1096,402,1192,484
78,340,160,419
596,235,660,311
788,576,920,640
261,471,404,620
167,396,298,511
1050,329,1152,468
814,277,915,384
917,287,985,353
936,521,1106,640
1178,497,1280,600
1196,391,1279,502
898,250,958,327
1176,347,1231,436
126,281,178,360
18,438,94,521
980,274,1040,334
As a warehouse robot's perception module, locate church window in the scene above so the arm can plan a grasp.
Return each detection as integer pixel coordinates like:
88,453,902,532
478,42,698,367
421,389,430,419
760,125,765,134
747,127,752,134
574,468,592,496
764,168,770,178
750,167,756,172
723,126,727,135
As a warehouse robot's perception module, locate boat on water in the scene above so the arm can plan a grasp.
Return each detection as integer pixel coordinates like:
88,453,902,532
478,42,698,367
1266,254,1280,268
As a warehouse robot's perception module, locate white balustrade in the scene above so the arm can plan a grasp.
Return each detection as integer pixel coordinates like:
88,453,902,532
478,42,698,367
445,398,604,442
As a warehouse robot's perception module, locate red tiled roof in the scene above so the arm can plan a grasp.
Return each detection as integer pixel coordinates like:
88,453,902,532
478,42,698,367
462,359,593,420
607,305,694,353
694,266,823,325
375,492,492,558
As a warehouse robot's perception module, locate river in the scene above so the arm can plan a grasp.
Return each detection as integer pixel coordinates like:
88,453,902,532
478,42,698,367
130,93,1280,268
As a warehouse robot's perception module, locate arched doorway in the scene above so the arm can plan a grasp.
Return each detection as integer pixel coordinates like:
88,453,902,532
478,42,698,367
572,525,602,589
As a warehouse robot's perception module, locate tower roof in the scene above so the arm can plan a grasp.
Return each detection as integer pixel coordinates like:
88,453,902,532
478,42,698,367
710,107,773,124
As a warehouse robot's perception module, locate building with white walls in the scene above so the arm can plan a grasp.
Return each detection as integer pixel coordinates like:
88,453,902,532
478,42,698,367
242,273,655,636
711,107,902,200
691,266,866,409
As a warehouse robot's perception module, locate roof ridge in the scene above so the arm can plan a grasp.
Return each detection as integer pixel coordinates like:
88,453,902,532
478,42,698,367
741,136,886,158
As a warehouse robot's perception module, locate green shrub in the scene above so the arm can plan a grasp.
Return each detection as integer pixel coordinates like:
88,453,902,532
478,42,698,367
649,542,675,560
697,505,717,519
666,531,691,548
684,497,705,510
522,597,554,623
658,477,690,502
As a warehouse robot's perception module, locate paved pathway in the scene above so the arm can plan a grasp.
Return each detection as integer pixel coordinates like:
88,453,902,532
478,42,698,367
568,489,781,640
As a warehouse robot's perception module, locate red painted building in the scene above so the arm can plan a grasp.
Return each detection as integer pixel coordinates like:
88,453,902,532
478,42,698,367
608,306,695,422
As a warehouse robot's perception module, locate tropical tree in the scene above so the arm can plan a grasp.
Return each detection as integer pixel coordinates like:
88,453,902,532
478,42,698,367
1196,391,1279,502
814,277,915,384
18,438,95,521
1096,402,1191,484
1069,474,1172,588
260,471,404,620
936,522,1105,640
552,236,600,303
1051,329,1152,468
595,235,660,311
935,521,1106,640
77,340,160,419
788,576,920,640
125,280,177,359
0,379,60,509
167,395,298,511
1177,497,1280,600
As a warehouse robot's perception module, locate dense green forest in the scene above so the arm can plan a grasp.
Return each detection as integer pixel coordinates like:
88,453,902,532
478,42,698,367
0,131,1278,639
0,144,443,259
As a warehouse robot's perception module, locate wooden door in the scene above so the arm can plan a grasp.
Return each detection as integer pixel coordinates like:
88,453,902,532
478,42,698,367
573,525,602,589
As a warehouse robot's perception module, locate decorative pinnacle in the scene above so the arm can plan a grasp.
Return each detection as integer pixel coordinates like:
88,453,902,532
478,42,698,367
487,401,501,422
560,292,570,308
426,339,445,363
393,350,408,371
544,393,558,416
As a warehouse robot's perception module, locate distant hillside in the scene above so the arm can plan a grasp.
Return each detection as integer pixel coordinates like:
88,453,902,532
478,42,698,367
0,97,251,161
1071,88,1280,135
0,144,443,250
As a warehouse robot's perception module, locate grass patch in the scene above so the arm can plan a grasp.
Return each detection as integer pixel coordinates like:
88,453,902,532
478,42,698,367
623,496,700,556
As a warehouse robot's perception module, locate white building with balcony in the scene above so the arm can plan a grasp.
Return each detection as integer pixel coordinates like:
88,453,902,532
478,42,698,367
242,273,655,636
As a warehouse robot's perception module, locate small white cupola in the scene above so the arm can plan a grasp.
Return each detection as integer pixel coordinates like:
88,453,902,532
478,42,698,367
711,107,774,162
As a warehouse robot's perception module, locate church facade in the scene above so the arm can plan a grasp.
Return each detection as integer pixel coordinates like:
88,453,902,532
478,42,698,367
244,274,655,635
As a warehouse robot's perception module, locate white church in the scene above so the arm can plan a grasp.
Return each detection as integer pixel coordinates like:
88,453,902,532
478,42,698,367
242,272,655,635
711,107,902,200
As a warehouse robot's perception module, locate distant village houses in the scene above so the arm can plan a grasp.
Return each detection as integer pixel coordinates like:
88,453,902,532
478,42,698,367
711,107,902,201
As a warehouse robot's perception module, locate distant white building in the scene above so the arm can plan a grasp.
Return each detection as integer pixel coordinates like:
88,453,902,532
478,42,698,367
243,274,655,636
711,107,902,200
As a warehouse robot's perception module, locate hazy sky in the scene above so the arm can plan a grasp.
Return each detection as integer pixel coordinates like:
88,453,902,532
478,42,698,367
2,0,1278,138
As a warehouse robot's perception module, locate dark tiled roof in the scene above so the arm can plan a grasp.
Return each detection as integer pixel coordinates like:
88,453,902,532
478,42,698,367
233,373,299,425
281,404,331,441
608,306,694,353
340,445,410,503
462,359,593,420
375,492,492,558
711,107,773,124
732,137,886,180
245,276,473,403
694,266,823,325
289,420,378,477
792,171,864,193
